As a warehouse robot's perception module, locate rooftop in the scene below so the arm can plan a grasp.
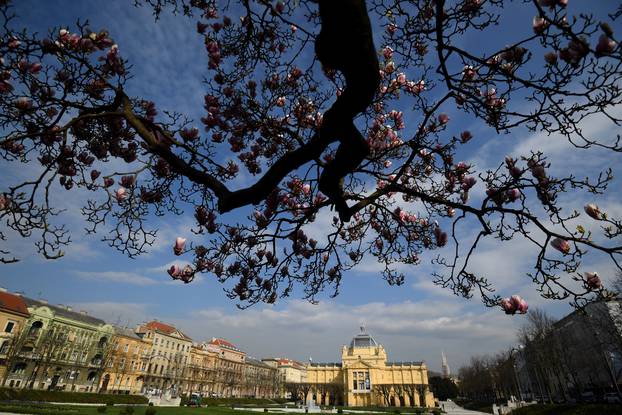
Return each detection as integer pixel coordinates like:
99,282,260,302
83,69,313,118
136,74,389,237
349,326,379,349
0,291,29,317
24,297,106,326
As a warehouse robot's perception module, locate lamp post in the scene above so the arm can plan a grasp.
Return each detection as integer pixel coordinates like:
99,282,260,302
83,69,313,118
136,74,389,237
509,346,524,402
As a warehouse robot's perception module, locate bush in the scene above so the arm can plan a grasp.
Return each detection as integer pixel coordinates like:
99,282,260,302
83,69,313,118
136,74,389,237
0,388,148,405
145,407,157,415
97,406,107,413
264,409,269,412
120,406,135,415
337,409,343,414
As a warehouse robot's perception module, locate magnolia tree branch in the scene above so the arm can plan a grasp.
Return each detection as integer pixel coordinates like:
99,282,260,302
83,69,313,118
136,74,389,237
0,0,621,310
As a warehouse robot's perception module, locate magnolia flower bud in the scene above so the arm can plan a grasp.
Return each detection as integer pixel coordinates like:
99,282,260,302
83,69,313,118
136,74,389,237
544,51,558,65
550,237,570,254
584,271,602,289
532,16,548,34
501,298,516,314
14,97,33,110
174,237,186,256
584,203,602,220
115,187,127,202
460,131,473,143
167,265,182,279
595,35,616,56
438,113,449,124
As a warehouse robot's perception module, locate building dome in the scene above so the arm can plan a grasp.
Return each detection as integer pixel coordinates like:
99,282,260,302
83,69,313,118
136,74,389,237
349,326,378,348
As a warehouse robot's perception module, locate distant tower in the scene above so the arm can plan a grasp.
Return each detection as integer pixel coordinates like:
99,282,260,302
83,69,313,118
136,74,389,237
441,351,451,378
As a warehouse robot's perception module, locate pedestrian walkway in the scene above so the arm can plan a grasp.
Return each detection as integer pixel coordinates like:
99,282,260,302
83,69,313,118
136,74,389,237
439,401,491,415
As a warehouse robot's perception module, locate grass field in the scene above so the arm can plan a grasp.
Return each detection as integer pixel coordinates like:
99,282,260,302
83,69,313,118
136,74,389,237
0,404,443,415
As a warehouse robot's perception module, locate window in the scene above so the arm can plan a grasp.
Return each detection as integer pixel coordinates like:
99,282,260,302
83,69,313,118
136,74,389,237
4,321,15,333
124,344,129,353
154,338,159,345
12,362,27,374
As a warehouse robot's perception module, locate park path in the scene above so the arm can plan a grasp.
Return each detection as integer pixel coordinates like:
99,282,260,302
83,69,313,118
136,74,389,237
439,401,492,415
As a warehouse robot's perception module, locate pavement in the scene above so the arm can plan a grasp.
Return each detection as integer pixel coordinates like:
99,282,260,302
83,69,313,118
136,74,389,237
439,401,493,415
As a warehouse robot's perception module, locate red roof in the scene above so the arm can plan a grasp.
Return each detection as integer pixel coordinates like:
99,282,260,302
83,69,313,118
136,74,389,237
209,337,237,349
143,321,192,340
0,291,29,317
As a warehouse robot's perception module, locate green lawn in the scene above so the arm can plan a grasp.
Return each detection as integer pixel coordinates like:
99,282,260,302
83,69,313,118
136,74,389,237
0,404,257,415
511,404,622,415
0,404,443,415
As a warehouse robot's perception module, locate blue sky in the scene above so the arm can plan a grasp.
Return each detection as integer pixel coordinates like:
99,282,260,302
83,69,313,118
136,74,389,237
1,0,620,372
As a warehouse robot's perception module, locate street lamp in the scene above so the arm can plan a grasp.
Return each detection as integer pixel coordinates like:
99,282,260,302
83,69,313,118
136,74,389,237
509,346,524,402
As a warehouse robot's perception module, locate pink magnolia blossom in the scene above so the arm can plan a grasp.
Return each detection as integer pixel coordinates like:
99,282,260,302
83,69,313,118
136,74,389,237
174,237,186,256
384,160,392,168
115,187,127,202
544,51,558,65
532,16,548,34
460,131,473,143
382,46,394,60
302,184,311,195
167,265,182,279
595,35,617,56
14,97,33,110
0,194,9,211
438,113,449,124
584,203,602,220
584,271,602,289
506,188,521,202
501,298,516,314
550,237,570,254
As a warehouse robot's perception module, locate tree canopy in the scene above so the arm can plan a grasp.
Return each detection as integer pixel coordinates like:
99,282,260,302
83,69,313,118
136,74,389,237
0,0,621,309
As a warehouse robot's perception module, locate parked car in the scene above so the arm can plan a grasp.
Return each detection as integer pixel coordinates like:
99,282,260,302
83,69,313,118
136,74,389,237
604,393,621,404
187,393,202,407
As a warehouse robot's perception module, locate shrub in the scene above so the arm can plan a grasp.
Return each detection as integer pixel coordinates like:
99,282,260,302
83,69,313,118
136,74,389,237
122,406,135,415
145,407,157,415
337,409,343,414
97,406,107,413
0,388,148,405
264,409,269,412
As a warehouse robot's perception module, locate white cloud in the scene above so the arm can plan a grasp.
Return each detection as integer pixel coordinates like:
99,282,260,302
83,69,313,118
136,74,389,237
73,270,161,286
70,301,152,328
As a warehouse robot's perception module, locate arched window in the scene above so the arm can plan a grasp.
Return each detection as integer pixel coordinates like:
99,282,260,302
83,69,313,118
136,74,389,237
87,371,97,381
28,321,43,336
91,353,103,365
98,336,108,348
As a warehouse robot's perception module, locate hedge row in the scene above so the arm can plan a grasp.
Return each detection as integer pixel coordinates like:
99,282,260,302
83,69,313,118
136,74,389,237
511,404,622,415
0,388,148,404
179,396,292,406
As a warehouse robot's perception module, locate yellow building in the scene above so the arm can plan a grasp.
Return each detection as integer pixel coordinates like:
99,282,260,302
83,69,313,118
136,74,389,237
100,326,150,394
135,320,193,395
305,328,434,408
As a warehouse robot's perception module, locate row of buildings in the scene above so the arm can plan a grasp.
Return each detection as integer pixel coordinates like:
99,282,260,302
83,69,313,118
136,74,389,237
0,288,434,407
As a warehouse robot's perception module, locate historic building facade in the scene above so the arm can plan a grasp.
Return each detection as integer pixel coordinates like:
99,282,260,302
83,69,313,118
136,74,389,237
4,297,115,392
100,326,151,394
305,328,434,407
0,290,30,384
205,337,246,397
135,320,193,395
263,357,307,397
